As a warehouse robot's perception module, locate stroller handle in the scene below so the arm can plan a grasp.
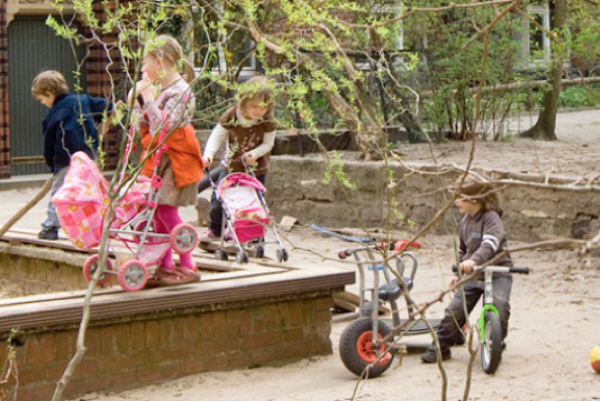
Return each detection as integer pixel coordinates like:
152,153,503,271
204,167,217,186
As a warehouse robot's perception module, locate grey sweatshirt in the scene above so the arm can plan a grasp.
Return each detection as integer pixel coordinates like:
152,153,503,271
458,209,513,275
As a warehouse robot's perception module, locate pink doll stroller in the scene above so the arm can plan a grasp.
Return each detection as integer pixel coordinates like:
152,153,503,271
211,172,288,264
52,127,199,292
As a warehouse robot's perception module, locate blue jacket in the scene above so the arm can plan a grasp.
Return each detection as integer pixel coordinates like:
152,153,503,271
43,93,112,173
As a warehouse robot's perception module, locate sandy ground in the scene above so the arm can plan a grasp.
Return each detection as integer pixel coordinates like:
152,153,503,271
396,109,600,178
1,109,600,400
69,228,600,401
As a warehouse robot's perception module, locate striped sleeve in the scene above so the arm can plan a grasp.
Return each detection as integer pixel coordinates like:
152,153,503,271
470,211,506,265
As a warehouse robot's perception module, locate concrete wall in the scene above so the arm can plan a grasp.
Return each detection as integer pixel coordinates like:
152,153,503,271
6,293,333,401
0,243,88,297
267,156,600,241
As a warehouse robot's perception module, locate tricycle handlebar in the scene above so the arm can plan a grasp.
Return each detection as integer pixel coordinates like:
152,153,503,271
452,265,530,274
338,240,421,259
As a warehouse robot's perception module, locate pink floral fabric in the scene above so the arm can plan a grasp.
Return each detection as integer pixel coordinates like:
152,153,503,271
52,152,110,250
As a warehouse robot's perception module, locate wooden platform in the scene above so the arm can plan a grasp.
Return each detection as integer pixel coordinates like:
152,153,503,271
0,228,355,332
2,227,256,272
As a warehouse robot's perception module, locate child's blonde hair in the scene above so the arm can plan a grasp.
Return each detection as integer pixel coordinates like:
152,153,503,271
145,35,195,84
238,76,275,120
31,70,69,97
454,173,500,212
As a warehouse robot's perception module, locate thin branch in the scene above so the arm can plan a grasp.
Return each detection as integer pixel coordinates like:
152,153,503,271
462,0,522,49
337,0,520,29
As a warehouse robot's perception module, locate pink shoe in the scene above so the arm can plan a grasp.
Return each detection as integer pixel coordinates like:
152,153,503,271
150,265,200,286
199,229,219,243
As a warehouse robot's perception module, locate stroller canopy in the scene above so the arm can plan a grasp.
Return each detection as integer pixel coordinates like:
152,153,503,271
216,173,266,199
52,152,110,250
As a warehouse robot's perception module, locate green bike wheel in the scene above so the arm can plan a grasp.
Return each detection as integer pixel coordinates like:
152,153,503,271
481,311,503,374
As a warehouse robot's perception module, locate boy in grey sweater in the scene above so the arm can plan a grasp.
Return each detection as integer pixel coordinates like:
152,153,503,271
421,174,513,363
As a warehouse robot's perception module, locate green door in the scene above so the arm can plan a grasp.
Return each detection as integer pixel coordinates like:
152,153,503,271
8,17,86,175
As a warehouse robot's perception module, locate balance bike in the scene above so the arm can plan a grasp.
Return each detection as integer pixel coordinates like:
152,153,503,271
463,265,530,374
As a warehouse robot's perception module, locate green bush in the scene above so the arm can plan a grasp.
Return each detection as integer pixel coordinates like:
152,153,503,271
534,84,600,109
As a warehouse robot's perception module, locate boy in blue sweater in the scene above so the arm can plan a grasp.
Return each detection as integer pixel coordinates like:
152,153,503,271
31,70,112,240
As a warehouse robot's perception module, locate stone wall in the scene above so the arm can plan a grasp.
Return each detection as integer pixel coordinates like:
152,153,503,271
266,155,600,241
0,243,88,297
5,293,333,401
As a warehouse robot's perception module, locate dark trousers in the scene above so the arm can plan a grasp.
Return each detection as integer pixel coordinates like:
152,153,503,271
198,167,223,194
208,171,266,235
433,275,513,352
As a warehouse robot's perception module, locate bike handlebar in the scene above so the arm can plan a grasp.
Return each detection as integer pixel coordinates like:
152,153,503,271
338,250,352,259
508,266,530,274
452,265,530,274
338,240,422,259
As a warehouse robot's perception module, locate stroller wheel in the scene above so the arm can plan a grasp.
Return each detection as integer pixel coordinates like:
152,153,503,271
253,245,265,259
235,251,249,264
118,259,148,292
170,223,199,254
277,249,289,263
83,255,112,285
215,250,228,261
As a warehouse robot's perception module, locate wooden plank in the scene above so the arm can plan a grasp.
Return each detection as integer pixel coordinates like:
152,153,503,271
0,268,355,332
2,228,236,267
279,215,298,231
1,228,87,253
334,291,390,314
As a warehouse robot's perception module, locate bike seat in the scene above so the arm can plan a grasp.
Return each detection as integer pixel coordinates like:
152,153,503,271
379,280,402,302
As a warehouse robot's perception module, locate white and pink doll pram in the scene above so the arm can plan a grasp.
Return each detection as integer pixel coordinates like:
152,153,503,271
211,172,288,264
52,128,198,292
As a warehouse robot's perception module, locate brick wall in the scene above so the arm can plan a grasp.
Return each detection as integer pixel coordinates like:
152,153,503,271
3,292,334,401
84,0,135,171
0,0,9,178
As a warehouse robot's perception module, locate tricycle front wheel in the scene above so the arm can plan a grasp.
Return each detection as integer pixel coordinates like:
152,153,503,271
339,318,394,378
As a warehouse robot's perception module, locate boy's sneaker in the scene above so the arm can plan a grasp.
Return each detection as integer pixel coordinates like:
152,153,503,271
38,227,58,240
420,348,451,363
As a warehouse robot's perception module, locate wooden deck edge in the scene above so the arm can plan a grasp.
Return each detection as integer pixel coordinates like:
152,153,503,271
0,267,355,333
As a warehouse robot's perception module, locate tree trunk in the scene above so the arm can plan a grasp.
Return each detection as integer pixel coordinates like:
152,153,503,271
398,109,429,143
519,0,567,141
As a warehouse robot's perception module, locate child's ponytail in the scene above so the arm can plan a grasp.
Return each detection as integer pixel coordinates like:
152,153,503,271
180,59,196,84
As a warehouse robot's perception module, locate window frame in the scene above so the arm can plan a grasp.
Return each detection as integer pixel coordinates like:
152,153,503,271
354,4,404,71
528,4,551,66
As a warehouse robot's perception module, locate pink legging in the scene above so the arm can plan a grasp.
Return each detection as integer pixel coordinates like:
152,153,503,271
153,204,194,270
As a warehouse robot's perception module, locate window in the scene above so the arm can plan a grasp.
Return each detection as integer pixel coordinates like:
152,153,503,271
355,4,404,71
191,5,257,79
216,30,256,78
529,5,550,65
